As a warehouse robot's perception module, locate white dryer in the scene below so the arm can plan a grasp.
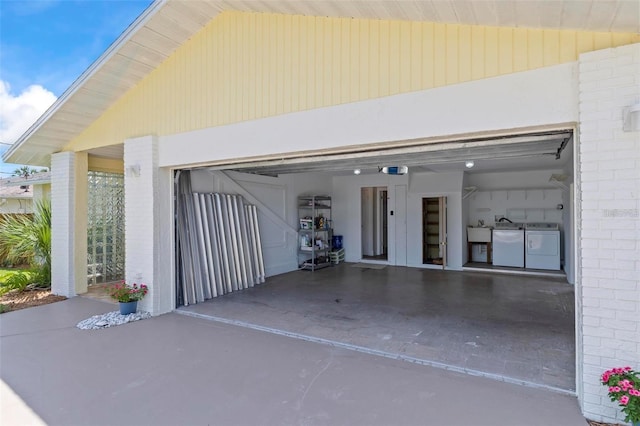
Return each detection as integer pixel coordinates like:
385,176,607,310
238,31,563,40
525,223,560,270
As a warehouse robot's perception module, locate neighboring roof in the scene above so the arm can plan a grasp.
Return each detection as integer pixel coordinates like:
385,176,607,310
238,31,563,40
1,171,51,187
0,178,33,200
4,0,640,166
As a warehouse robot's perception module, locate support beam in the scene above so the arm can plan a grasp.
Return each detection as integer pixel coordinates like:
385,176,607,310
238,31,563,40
51,151,88,297
124,135,173,315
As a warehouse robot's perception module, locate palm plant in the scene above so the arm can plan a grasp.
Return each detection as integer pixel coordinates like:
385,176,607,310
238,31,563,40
0,200,51,288
12,166,40,178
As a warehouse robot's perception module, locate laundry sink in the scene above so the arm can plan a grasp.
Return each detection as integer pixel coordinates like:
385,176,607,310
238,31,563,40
467,227,492,243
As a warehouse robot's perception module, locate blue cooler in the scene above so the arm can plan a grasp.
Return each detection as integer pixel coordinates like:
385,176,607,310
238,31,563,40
332,235,343,250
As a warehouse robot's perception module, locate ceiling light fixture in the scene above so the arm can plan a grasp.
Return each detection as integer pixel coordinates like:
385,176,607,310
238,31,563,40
465,160,475,168
353,169,361,175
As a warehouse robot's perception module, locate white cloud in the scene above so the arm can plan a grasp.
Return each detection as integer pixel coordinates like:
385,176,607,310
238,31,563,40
0,80,57,144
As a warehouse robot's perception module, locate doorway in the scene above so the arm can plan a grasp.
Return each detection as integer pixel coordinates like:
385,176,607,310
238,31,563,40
362,187,388,261
422,196,447,268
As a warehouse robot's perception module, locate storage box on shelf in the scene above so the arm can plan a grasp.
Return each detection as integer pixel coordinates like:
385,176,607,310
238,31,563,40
298,195,332,271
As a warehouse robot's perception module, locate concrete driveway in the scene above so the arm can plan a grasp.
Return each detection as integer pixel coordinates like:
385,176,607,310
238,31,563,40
1,297,585,426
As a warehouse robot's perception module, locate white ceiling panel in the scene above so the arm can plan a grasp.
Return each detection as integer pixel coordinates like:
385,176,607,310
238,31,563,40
588,1,621,31
118,41,169,67
451,1,479,25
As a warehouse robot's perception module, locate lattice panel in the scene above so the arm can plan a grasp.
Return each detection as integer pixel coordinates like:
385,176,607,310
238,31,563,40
87,171,125,284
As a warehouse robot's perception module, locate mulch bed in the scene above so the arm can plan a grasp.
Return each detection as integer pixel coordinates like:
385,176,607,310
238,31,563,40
0,289,66,313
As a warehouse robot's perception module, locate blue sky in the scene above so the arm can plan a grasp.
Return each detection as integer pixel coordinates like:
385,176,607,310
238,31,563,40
0,0,152,176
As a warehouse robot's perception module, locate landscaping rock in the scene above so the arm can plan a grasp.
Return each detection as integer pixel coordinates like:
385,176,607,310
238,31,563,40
76,310,151,330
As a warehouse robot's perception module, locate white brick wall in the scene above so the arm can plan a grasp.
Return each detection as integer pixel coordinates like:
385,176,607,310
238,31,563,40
577,43,640,424
124,136,173,316
50,152,88,297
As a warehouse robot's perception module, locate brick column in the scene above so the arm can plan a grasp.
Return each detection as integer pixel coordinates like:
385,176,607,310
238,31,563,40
51,152,88,297
577,43,640,423
124,136,173,315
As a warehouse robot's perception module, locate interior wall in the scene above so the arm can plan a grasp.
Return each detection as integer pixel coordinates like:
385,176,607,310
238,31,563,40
361,187,374,256
462,172,471,265
406,171,464,270
187,166,575,276
190,169,332,277
374,187,388,256
467,191,564,226
189,166,572,276
563,151,575,284
395,184,408,265
333,173,408,264
467,169,566,191
466,169,568,263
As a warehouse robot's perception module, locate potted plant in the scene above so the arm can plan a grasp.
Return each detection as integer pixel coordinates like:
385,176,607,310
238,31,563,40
601,366,640,426
109,281,148,315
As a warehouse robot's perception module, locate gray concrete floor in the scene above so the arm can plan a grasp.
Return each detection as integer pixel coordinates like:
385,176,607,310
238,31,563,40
181,264,576,391
0,297,585,426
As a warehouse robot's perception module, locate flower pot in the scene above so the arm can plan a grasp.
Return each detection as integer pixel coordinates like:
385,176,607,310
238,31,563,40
119,301,138,315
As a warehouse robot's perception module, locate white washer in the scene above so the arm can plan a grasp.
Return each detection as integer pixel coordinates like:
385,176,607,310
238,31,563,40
525,223,560,270
492,223,525,268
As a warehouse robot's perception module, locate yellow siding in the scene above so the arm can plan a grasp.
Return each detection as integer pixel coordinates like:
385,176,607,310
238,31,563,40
66,11,640,152
87,156,124,173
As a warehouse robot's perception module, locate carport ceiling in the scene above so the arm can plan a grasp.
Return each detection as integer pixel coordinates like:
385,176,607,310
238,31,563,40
206,131,572,176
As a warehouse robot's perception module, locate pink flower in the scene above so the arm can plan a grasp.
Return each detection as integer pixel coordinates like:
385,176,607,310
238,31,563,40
630,389,640,396
612,386,622,393
619,395,629,405
602,373,610,383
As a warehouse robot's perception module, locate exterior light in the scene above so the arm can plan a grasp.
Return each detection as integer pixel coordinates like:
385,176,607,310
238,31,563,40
465,160,475,168
623,102,640,132
126,164,141,177
353,169,361,175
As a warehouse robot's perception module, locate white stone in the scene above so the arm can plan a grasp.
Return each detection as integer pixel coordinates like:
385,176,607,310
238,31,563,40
76,310,151,330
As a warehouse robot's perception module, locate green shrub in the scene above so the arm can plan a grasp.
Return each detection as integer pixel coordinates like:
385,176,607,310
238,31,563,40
0,200,51,288
0,270,38,296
